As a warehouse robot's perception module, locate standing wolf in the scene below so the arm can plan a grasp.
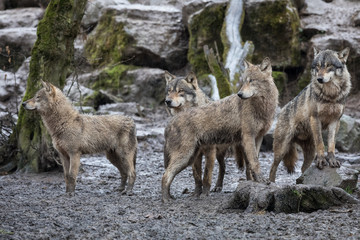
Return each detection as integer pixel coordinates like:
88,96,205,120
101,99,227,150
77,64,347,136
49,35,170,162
269,48,351,182
22,81,137,195
162,58,279,202
164,71,233,197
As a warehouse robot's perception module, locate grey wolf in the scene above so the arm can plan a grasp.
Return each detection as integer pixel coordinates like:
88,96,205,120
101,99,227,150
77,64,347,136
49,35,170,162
22,81,137,195
164,71,232,196
162,58,279,202
269,48,351,182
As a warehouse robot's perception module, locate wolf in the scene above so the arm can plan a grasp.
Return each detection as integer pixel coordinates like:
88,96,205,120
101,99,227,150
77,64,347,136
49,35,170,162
164,71,233,196
162,58,279,202
269,47,351,182
22,81,137,195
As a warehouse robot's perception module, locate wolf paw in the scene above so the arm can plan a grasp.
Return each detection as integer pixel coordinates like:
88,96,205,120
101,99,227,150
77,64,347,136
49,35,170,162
193,187,202,197
211,186,223,192
315,156,328,169
326,153,341,168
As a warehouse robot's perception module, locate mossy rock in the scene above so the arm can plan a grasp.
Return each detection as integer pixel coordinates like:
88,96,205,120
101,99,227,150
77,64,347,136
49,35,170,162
91,64,137,95
297,69,311,92
272,71,287,95
187,2,227,76
84,8,135,67
241,0,301,68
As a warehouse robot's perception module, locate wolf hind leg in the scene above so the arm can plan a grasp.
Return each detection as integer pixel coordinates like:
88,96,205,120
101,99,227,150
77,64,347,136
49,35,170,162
192,149,203,197
67,152,81,194
201,145,216,197
212,146,227,192
162,148,196,203
106,148,136,195
269,134,293,182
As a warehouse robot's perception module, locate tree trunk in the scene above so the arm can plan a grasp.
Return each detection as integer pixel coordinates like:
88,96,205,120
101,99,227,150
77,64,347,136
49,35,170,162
1,0,87,172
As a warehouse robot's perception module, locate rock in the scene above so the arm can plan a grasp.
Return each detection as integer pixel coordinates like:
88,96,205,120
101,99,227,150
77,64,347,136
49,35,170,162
0,8,44,29
0,57,30,114
63,80,95,103
0,28,37,70
97,102,143,116
187,1,227,75
2,0,49,9
182,0,227,27
122,68,166,106
82,0,129,30
85,4,188,71
296,165,359,191
336,114,360,153
225,181,359,213
241,0,301,68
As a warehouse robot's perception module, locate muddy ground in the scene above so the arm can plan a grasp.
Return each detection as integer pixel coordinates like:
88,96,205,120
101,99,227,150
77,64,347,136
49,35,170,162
1,107,360,240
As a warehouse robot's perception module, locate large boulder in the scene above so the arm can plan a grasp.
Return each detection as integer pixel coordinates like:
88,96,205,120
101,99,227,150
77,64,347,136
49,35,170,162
81,0,129,31
241,0,301,68
0,8,44,29
336,114,360,153
187,1,228,76
121,68,166,106
85,4,188,71
296,165,359,192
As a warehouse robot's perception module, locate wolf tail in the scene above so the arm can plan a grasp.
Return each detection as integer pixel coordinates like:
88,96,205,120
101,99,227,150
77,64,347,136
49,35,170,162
283,142,298,174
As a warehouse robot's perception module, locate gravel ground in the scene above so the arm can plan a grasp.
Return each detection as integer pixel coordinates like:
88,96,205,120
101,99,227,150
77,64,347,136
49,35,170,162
1,108,360,240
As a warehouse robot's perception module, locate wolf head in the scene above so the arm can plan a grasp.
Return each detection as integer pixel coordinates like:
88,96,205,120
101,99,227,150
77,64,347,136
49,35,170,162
22,81,59,114
164,71,199,110
237,57,273,99
311,47,350,84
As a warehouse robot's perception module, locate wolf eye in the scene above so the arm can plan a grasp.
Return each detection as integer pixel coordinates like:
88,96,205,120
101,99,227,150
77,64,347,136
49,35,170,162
178,89,184,93
249,79,254,83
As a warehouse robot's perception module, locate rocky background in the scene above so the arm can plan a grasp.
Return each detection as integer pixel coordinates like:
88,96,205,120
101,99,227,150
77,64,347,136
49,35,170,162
2,0,359,155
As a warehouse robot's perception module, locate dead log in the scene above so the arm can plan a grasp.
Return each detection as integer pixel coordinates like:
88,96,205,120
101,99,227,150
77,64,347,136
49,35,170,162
225,181,359,213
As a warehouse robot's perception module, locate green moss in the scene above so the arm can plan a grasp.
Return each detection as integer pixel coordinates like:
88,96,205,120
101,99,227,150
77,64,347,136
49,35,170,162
91,64,136,92
241,0,301,67
188,3,227,76
85,9,135,67
272,71,287,95
297,70,311,92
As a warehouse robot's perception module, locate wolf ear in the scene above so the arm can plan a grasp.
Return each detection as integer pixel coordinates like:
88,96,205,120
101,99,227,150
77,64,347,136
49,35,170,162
338,47,350,63
164,71,176,84
185,71,199,89
260,57,272,73
41,80,51,91
313,47,319,56
243,60,251,69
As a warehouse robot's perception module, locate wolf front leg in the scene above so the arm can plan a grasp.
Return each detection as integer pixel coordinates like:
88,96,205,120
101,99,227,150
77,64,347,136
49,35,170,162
242,134,261,182
67,152,81,194
310,115,327,169
326,121,341,168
